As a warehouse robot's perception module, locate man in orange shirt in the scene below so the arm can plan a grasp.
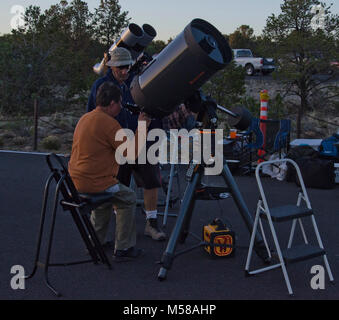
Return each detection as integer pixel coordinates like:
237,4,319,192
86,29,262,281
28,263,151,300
69,82,151,262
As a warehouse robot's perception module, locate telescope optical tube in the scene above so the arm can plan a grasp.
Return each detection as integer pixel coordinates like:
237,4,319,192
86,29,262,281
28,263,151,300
109,23,144,54
130,18,233,118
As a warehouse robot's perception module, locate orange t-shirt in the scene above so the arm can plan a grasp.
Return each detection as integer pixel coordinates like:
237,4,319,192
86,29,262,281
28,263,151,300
68,108,145,193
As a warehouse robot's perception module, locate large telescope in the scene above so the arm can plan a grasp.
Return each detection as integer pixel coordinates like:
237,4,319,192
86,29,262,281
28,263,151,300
130,18,233,118
93,23,157,76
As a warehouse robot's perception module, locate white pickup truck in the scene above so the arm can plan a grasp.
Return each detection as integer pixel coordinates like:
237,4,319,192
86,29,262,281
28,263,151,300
232,49,275,76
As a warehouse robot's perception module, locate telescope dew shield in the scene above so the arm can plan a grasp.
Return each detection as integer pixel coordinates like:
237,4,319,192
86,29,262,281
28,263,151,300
137,24,157,48
130,18,233,118
108,23,144,60
227,105,252,131
111,23,157,59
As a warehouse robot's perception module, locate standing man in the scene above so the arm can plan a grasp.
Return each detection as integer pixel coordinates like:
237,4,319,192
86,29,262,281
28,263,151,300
69,82,151,261
87,47,166,241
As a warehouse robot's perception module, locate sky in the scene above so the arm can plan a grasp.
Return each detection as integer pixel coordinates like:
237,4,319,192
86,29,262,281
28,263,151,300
1,0,338,41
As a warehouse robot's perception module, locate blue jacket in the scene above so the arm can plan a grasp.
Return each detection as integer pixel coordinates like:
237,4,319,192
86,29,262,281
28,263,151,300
87,70,162,133
87,70,138,132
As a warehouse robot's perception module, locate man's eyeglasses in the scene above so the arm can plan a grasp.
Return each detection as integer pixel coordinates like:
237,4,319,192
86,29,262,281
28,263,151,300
117,65,130,70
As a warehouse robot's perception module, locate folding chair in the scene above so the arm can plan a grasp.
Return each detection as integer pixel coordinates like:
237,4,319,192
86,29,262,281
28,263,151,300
25,153,113,297
258,118,291,160
240,117,264,173
240,118,291,174
245,158,334,295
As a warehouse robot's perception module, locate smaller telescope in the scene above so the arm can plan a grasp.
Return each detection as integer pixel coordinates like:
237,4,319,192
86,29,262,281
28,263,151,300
93,23,157,76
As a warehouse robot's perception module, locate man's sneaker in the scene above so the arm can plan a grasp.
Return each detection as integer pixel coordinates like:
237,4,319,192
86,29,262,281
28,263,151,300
113,247,145,262
144,218,167,241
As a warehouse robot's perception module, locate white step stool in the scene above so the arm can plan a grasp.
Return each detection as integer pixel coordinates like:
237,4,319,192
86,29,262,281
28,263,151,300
245,158,334,295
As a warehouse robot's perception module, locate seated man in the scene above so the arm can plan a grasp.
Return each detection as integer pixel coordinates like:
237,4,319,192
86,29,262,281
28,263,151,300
68,82,151,262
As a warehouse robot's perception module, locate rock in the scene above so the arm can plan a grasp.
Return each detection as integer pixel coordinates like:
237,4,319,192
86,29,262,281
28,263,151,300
50,128,66,135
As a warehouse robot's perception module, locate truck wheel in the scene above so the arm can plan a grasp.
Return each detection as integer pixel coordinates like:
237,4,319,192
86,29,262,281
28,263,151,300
245,64,254,76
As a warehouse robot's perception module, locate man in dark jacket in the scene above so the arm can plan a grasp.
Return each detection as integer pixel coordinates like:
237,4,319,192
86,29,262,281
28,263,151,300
87,47,166,241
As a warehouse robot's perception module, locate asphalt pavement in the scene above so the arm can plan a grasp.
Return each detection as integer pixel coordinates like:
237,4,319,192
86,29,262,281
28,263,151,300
0,151,338,301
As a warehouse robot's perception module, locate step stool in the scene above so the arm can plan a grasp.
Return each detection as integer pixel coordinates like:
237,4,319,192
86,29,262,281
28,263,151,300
245,158,334,295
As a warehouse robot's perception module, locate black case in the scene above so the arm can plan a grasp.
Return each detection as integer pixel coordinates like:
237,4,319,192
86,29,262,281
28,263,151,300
295,157,335,189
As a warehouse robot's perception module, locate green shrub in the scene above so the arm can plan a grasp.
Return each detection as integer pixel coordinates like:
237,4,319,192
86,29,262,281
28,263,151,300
268,93,287,119
239,96,260,118
41,135,61,150
12,136,27,146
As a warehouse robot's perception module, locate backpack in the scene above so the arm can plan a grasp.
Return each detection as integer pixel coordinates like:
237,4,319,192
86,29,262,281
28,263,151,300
285,145,319,182
295,157,335,189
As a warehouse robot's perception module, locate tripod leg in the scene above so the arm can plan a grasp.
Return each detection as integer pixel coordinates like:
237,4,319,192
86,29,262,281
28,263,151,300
162,163,175,227
44,181,63,297
220,163,270,263
158,169,202,281
179,195,196,244
220,163,256,234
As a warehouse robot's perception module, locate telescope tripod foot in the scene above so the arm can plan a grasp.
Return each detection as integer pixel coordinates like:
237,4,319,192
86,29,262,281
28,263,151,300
158,267,168,281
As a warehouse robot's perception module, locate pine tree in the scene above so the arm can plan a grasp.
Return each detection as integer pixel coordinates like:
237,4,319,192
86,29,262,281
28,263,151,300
228,25,257,53
92,0,130,48
263,0,339,137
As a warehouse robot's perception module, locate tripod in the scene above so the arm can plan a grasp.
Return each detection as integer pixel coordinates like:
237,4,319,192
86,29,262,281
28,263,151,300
157,96,270,280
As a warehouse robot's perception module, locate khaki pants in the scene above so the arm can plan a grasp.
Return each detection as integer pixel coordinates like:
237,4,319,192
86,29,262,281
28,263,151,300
90,183,137,251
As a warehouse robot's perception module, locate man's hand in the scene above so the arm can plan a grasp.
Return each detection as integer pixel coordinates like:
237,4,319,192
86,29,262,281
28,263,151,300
138,112,151,128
